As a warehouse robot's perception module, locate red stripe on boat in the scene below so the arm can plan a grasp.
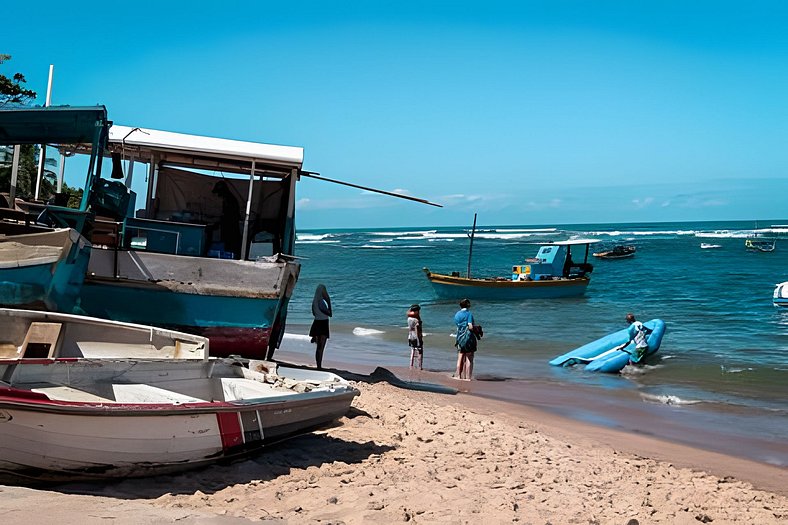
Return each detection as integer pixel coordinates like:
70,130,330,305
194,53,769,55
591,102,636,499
216,411,244,450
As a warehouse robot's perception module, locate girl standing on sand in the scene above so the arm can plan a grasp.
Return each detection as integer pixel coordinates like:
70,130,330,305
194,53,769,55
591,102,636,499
407,304,424,369
310,284,332,369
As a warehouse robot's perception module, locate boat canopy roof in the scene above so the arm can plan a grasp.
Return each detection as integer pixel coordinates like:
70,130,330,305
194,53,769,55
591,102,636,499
0,105,108,145
538,239,600,246
108,125,304,175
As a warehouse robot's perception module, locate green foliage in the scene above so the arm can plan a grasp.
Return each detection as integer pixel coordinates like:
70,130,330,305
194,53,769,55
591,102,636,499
0,54,37,107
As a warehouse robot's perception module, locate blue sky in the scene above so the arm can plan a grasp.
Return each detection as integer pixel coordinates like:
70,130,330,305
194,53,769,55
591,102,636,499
3,1,787,228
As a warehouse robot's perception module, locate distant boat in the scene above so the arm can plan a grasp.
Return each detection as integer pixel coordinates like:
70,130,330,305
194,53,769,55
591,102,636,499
592,245,636,259
745,238,776,252
700,243,722,249
424,221,598,301
774,282,788,308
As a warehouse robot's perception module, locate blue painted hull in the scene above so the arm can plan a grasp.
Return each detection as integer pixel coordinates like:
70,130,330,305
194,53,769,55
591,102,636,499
79,281,288,358
0,232,91,313
549,319,666,373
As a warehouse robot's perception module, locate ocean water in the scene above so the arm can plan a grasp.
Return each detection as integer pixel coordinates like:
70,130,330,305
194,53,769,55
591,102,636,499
283,220,788,465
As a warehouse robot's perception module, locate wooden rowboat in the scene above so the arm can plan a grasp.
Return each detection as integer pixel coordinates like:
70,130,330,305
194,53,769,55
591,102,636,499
0,309,358,483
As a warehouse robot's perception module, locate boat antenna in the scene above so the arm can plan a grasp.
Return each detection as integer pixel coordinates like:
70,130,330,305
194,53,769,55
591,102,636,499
467,213,477,278
300,171,442,208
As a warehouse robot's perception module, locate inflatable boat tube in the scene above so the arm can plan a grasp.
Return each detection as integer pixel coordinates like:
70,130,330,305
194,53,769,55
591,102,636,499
549,319,666,373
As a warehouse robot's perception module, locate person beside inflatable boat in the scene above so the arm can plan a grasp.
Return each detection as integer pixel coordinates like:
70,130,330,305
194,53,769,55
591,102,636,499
616,313,653,363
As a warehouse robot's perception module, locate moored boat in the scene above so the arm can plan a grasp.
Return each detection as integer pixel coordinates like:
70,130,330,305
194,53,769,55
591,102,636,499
745,238,776,252
773,282,788,307
424,239,598,300
0,308,358,483
592,244,636,259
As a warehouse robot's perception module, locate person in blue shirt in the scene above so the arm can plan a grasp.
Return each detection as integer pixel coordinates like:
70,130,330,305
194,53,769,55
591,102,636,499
454,298,477,379
617,313,652,363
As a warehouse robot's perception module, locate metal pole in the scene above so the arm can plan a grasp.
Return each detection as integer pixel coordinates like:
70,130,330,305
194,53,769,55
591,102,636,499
467,213,477,278
34,64,54,200
57,152,65,193
10,145,20,202
240,160,256,260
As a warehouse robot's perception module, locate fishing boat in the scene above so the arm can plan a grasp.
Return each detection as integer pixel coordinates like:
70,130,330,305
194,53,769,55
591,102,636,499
62,124,307,359
423,217,598,300
549,319,666,373
592,245,636,259
773,282,788,307
745,238,776,252
0,308,358,483
0,106,109,314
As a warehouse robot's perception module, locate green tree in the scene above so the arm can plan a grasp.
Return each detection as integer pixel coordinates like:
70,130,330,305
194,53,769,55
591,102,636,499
0,54,37,107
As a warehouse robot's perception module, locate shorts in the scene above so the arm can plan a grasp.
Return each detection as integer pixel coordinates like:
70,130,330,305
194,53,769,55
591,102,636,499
409,338,423,352
309,319,330,339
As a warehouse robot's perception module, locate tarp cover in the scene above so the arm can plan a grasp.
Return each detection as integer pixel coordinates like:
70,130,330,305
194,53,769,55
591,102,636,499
0,106,107,145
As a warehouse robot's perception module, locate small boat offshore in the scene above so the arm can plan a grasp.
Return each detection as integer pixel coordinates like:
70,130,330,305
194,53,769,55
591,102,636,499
592,245,636,259
773,282,788,307
423,239,598,300
745,238,776,252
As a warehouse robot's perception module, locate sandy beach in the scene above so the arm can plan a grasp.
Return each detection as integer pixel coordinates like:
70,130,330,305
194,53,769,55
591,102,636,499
1,366,785,525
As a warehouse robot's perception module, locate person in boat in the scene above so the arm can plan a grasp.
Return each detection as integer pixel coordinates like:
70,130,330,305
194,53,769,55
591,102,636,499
454,298,481,380
310,284,332,369
212,180,242,258
407,304,424,370
616,313,652,363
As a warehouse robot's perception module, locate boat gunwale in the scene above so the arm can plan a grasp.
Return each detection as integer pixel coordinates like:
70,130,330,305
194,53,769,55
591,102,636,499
0,386,359,416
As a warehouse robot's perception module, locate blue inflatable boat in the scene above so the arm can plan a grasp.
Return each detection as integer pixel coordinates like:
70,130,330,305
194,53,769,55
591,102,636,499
549,319,666,373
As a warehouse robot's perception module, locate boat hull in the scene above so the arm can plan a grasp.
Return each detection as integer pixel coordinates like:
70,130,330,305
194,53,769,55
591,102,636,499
424,271,590,300
0,389,356,483
549,319,666,373
774,282,788,307
80,249,300,358
0,229,91,314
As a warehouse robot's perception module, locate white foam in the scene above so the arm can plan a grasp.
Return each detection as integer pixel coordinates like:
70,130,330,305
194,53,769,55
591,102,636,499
297,233,333,241
640,393,702,406
282,333,312,342
352,327,385,336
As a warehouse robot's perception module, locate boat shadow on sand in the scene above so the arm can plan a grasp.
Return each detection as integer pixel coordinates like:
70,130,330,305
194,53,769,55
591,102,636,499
52,417,392,497
44,365,454,497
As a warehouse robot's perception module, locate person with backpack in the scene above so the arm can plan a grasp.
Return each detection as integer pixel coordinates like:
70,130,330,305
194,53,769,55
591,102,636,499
617,313,652,363
454,298,481,380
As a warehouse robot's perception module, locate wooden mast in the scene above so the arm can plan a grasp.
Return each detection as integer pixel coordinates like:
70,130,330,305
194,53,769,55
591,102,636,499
467,213,477,278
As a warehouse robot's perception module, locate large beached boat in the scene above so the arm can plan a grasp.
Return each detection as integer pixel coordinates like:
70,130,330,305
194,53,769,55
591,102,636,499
0,308,358,483
423,239,599,300
70,125,304,359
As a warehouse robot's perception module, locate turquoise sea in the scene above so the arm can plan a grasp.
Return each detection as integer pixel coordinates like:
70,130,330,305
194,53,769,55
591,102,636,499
279,220,788,466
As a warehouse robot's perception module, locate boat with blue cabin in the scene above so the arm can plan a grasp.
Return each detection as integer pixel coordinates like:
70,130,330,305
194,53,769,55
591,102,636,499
423,239,599,300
